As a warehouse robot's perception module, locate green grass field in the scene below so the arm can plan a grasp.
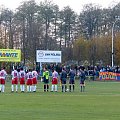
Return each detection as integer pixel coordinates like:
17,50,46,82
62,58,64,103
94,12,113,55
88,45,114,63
1,80,120,120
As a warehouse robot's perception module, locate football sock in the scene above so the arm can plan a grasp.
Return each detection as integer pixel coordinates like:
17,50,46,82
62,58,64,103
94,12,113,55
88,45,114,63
62,85,64,92
83,86,85,92
47,85,49,91
34,85,36,91
0,84,2,91
23,85,25,92
69,85,71,92
73,85,75,91
16,85,18,92
44,85,46,92
55,85,57,91
81,86,82,92
2,85,5,92
27,86,29,92
11,85,14,91
20,85,22,91
65,85,67,92
30,86,32,92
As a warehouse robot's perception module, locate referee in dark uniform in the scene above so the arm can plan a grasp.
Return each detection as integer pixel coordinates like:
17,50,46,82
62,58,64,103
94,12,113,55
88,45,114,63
60,68,67,92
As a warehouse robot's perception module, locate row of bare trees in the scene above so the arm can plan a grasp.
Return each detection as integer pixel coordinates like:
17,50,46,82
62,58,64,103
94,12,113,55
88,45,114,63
0,0,120,66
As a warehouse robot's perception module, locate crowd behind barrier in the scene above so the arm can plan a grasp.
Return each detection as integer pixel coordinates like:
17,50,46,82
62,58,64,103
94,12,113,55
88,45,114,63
23,64,120,81
5,64,120,81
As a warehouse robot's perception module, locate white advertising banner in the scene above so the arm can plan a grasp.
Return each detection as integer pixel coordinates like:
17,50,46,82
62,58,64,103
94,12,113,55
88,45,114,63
36,50,61,63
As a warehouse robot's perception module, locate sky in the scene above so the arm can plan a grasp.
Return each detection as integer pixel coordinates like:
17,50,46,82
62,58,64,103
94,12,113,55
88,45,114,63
0,0,119,13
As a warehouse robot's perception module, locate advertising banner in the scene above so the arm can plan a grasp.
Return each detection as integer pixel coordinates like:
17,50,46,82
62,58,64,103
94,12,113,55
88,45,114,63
99,72,120,81
36,50,61,63
99,72,116,80
0,49,21,62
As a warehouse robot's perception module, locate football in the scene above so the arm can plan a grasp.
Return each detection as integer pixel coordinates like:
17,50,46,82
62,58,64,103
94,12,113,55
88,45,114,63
66,89,69,92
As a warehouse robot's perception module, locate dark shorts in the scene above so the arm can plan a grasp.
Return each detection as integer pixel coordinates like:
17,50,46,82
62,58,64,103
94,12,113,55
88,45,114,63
69,79,75,84
43,79,49,84
61,80,66,84
80,80,85,86
80,81,85,84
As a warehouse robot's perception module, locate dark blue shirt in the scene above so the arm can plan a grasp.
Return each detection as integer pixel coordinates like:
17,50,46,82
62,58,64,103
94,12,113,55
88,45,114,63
68,70,75,79
60,70,67,81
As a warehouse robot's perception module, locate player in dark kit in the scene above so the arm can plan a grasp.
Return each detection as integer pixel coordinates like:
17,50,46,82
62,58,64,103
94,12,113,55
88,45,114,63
79,68,86,92
60,68,67,92
68,68,76,92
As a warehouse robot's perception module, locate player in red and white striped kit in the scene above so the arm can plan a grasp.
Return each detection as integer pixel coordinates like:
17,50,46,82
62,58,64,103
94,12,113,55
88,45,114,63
19,68,26,92
32,69,38,92
51,69,59,92
11,67,19,92
0,67,7,93
26,69,33,92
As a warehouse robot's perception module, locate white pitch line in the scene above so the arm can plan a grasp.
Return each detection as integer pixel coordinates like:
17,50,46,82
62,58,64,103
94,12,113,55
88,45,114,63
1,93,120,97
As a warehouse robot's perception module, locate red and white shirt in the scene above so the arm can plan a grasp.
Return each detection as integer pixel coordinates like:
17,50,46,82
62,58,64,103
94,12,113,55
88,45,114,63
0,69,7,79
52,71,58,79
32,70,38,78
19,70,26,78
26,72,33,79
11,70,19,79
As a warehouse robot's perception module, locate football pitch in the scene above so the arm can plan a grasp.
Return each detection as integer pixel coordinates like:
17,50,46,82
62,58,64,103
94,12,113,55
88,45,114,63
1,80,120,120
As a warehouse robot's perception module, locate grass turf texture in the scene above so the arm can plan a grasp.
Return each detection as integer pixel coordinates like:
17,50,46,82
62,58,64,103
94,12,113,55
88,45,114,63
1,80,120,120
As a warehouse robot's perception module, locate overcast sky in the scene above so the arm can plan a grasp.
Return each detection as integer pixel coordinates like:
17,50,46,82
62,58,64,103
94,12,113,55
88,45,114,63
0,0,119,13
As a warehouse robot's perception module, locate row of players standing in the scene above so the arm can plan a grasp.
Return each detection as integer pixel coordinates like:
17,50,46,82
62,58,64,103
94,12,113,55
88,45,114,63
43,67,86,92
0,67,38,93
0,66,86,93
